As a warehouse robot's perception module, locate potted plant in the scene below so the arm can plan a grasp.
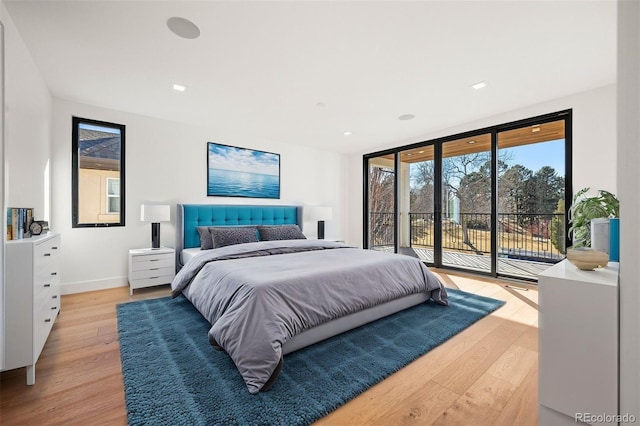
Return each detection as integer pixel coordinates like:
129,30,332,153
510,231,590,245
568,187,620,248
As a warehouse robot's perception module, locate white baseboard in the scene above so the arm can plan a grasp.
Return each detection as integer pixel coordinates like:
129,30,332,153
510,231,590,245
61,276,128,295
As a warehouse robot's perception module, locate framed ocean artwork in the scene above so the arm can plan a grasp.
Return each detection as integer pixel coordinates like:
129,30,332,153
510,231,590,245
207,142,281,199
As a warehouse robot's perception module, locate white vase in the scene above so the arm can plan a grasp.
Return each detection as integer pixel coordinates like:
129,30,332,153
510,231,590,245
591,218,610,254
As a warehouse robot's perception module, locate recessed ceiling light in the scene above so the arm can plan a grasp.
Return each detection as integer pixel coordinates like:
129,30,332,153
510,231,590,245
173,83,186,92
472,81,487,90
343,131,353,136
167,17,201,39
468,140,477,144
398,114,415,121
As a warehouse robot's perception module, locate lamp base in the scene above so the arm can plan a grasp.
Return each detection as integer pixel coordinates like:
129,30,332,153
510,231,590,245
317,220,325,240
151,222,160,249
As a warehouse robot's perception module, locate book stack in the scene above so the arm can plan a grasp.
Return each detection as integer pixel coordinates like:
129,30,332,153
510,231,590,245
6,208,34,240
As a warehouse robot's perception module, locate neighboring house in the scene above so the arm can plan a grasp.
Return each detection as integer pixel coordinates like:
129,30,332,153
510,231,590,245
78,133,121,224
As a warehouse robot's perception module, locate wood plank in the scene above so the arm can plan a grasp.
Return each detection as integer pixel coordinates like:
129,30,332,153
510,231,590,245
431,324,525,395
486,345,538,387
492,362,539,426
432,373,517,425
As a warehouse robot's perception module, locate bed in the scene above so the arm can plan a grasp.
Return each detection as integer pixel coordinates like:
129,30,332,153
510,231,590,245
172,204,448,394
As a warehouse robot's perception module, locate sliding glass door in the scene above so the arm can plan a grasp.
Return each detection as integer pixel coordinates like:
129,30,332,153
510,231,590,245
366,155,395,252
496,119,567,278
398,145,435,262
364,110,571,281
441,134,493,273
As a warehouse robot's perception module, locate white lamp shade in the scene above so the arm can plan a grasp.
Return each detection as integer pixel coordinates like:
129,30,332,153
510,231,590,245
140,204,171,222
305,206,333,221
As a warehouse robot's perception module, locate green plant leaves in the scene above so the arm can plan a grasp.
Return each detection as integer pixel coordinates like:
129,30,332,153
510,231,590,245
568,187,620,247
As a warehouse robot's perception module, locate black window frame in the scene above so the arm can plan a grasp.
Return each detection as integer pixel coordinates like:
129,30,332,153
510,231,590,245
71,116,126,228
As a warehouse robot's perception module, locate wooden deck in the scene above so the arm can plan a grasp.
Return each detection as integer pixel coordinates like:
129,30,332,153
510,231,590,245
385,246,556,280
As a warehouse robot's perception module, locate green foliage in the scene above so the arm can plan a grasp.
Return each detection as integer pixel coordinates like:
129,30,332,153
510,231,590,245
550,198,566,254
568,187,620,248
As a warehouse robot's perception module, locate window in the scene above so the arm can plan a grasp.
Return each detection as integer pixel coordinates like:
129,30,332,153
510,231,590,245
106,177,120,214
72,117,125,227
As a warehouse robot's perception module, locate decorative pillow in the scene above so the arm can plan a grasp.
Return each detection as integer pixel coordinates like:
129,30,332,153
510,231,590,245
197,226,214,250
257,225,306,241
209,226,258,248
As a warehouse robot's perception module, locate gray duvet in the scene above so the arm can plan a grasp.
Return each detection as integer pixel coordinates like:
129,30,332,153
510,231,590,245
171,239,448,394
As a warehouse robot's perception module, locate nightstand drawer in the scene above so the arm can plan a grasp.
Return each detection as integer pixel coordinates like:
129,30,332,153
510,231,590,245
130,256,173,271
130,275,174,289
131,266,175,280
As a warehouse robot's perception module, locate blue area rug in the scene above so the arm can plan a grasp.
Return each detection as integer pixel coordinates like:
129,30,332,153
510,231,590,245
117,289,504,425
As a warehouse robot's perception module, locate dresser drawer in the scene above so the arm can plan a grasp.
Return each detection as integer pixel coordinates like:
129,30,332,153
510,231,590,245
34,298,59,357
34,236,61,263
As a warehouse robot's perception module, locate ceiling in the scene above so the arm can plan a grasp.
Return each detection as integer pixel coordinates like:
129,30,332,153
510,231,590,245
4,1,616,155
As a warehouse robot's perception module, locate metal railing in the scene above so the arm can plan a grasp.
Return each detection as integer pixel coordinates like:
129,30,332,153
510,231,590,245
370,211,565,263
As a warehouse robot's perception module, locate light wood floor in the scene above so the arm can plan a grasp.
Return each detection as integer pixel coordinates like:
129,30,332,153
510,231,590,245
0,271,539,426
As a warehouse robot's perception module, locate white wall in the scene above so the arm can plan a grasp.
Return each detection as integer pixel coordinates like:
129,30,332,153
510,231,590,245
2,5,52,217
618,0,640,418
1,3,52,368
51,99,347,293
346,84,617,246
0,1,5,370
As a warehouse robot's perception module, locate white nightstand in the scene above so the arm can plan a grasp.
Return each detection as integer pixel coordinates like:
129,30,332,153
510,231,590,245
128,247,176,295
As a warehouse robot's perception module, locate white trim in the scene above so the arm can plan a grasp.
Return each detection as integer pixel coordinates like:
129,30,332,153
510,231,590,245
61,276,128,295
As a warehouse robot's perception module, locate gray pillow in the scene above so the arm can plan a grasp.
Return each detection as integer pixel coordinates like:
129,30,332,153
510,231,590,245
197,226,214,250
209,226,258,248
257,225,306,241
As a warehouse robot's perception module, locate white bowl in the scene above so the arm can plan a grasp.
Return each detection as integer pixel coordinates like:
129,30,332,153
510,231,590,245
566,247,609,271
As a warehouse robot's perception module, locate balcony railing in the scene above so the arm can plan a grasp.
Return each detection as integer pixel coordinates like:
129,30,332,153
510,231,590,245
369,211,565,263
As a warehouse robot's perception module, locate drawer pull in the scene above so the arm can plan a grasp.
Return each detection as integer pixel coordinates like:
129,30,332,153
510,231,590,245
44,284,51,288
44,319,51,323
44,253,51,257
149,259,160,262
149,276,159,279
150,268,159,271
52,246,58,250
51,306,57,310
51,272,57,276
52,295,58,299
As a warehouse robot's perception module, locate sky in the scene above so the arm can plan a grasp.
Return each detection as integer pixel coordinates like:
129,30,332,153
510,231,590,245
208,143,280,176
501,138,565,175
79,122,121,134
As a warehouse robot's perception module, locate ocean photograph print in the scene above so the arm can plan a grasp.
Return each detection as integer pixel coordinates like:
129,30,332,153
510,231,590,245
207,142,281,199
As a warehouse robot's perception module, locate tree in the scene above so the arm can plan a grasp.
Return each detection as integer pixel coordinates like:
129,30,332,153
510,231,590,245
410,161,434,213
498,164,534,214
532,166,565,214
368,165,394,246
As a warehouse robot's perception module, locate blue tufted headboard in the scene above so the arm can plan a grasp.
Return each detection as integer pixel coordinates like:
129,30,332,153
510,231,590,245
176,204,301,268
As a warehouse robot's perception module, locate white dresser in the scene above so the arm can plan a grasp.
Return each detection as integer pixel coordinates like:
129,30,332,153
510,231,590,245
538,259,619,425
128,247,175,295
3,233,61,385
